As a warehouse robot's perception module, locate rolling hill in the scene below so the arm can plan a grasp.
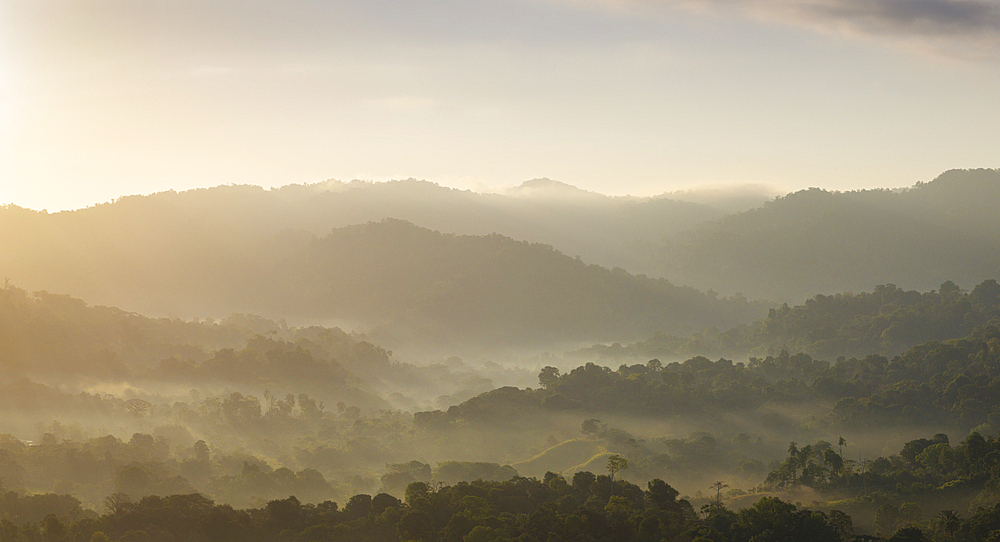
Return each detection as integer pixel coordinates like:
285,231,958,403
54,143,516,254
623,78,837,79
656,168,1000,302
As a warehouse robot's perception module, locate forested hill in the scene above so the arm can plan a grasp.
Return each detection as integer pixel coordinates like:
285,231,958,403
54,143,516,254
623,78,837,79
253,220,764,347
0,177,729,299
0,214,764,349
578,279,1000,362
656,168,1000,302
431,319,1000,434
0,284,390,409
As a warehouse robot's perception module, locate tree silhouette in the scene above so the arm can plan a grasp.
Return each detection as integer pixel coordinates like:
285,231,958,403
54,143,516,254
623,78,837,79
710,481,729,507
538,366,560,389
823,448,844,479
787,442,799,483
607,455,628,481
124,399,150,416
937,510,960,541
104,492,133,517
606,455,628,497
582,419,603,436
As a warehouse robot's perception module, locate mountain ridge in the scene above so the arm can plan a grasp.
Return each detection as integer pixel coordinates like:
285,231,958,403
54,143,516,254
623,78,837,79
655,168,1000,302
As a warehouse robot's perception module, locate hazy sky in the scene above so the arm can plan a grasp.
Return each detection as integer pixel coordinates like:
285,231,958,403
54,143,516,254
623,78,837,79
1,0,998,211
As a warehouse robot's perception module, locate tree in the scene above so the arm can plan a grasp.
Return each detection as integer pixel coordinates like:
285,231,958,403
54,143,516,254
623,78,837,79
572,471,596,494
962,432,988,472
42,515,65,542
582,419,603,436
828,509,853,541
787,442,799,483
221,392,261,426
124,399,150,416
607,455,628,497
193,440,210,462
538,366,560,389
936,510,960,541
607,455,628,483
875,503,907,537
940,281,960,294
298,394,324,420
710,481,729,507
734,497,841,542
103,492,133,518
972,279,1000,305
797,445,813,483
397,509,434,542
344,494,372,519
404,482,430,507
371,493,401,515
265,496,302,532
887,526,929,542
647,479,679,508
824,448,844,478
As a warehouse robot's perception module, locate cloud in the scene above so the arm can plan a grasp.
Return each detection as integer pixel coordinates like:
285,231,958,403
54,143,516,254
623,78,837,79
793,0,1000,36
572,0,1000,59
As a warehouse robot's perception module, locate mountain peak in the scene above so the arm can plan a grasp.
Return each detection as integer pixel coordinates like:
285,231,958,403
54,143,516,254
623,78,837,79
507,178,600,199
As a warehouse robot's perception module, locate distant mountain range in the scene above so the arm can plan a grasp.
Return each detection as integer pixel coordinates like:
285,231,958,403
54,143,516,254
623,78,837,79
0,177,758,292
0,211,763,349
1,168,997,350
0,178,770,349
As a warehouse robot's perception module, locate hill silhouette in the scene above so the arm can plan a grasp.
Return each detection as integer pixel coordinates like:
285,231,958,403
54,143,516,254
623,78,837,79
0,177,728,308
0,202,764,349
0,177,727,286
656,169,1000,301
241,219,765,347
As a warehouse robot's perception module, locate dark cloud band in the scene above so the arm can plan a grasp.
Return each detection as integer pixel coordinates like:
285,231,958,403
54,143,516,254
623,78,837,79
585,0,1000,59
793,0,1000,36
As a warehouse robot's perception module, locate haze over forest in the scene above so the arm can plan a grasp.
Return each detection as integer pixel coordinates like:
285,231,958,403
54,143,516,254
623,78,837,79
4,0,1000,535
0,167,999,541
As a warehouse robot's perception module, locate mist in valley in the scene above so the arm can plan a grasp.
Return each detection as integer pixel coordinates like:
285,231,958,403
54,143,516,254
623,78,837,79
4,0,999,533
2,171,1000,540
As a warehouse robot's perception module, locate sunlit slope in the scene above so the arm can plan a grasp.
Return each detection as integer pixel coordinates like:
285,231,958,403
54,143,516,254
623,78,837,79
512,439,607,478
657,168,1000,302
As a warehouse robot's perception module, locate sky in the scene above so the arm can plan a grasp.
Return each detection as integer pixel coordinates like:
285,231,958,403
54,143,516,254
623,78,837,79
1,0,998,211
